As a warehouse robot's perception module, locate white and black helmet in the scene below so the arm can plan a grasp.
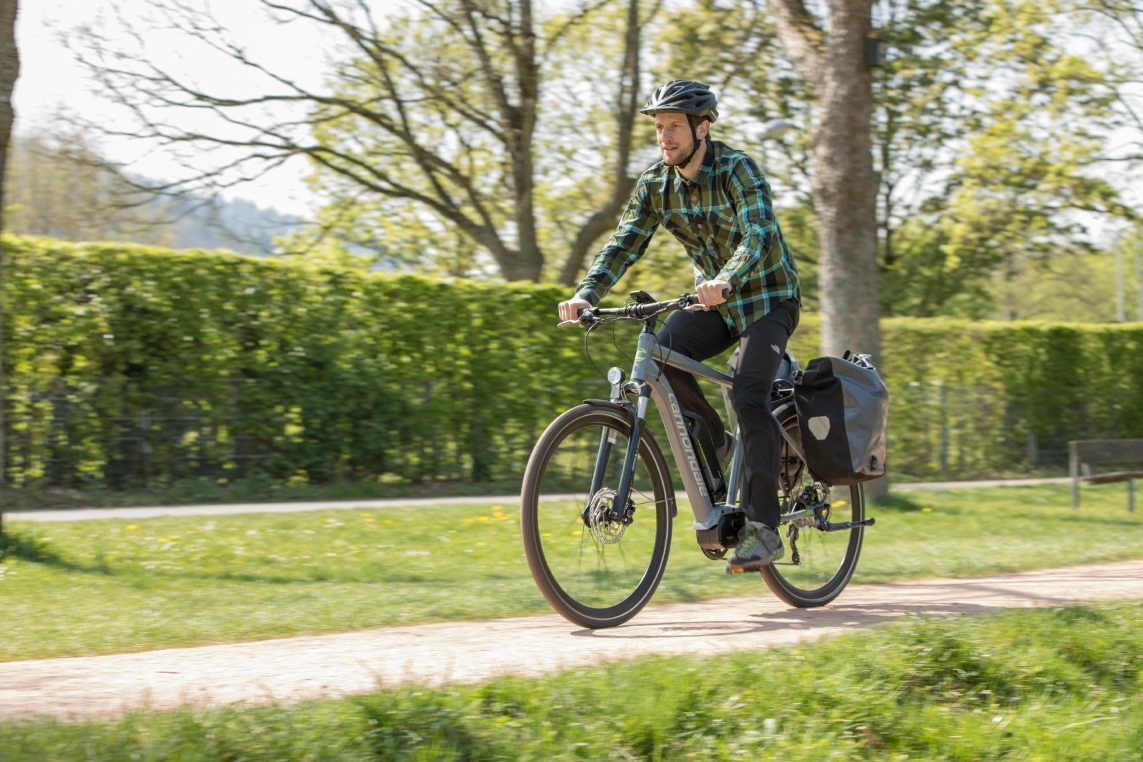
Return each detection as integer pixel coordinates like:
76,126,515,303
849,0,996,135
640,79,719,123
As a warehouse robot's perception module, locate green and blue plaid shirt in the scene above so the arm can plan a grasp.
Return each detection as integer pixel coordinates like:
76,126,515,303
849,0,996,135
575,139,800,337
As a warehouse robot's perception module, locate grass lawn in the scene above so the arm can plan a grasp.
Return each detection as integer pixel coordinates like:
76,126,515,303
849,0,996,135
1,482,1141,662
2,603,1141,760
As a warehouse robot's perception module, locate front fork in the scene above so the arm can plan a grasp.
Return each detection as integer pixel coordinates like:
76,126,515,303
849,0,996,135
585,325,658,524
584,390,648,526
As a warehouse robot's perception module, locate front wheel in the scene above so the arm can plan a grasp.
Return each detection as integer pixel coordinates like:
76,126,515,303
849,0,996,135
759,400,866,607
520,404,675,629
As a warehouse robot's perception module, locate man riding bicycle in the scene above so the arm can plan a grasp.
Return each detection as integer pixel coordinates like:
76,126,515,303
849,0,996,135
558,79,801,573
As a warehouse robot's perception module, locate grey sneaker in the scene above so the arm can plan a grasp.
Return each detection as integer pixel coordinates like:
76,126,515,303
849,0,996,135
726,522,784,573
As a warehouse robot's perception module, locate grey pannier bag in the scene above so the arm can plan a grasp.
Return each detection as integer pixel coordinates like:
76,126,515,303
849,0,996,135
793,351,889,485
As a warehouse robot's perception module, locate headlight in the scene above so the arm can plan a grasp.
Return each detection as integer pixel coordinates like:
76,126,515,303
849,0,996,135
607,367,626,385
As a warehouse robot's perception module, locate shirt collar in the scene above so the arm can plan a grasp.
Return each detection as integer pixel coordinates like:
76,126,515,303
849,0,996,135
669,139,715,193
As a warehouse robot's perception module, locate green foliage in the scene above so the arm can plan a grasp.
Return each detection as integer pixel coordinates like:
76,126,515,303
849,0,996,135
1,236,590,490
878,0,1135,317
988,238,1142,322
3,603,1142,759
4,236,1143,491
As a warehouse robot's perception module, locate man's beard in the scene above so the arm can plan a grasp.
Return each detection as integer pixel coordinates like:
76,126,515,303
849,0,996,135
662,137,695,167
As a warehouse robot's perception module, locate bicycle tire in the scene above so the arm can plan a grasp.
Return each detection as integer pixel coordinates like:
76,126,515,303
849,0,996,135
520,404,675,628
759,400,865,607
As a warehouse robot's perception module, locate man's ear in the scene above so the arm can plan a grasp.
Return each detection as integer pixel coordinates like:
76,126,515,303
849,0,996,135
697,119,711,141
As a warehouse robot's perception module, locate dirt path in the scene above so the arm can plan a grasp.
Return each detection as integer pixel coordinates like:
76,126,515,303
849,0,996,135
2,558,1140,721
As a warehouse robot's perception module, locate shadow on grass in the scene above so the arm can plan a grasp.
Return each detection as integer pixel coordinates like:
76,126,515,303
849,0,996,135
0,529,112,575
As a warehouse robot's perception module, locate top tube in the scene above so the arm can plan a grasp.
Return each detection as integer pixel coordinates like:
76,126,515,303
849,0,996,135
652,347,734,388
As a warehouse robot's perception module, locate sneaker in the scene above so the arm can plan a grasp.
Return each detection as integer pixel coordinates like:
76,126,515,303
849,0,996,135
726,522,784,573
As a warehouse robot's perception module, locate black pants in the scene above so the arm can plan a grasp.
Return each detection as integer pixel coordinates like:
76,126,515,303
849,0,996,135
655,300,800,528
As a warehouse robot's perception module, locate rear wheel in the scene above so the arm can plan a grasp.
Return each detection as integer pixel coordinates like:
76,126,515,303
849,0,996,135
520,404,675,629
759,400,865,607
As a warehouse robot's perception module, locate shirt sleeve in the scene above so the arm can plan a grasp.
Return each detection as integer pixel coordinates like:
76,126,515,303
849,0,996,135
574,178,659,306
715,156,781,289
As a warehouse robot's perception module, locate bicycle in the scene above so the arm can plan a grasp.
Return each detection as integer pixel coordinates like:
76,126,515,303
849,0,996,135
520,292,875,629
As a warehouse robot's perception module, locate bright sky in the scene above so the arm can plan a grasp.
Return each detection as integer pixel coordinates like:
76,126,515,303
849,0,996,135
13,0,383,216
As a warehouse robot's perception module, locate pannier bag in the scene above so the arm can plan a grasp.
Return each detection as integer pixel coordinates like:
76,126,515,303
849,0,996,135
793,351,889,485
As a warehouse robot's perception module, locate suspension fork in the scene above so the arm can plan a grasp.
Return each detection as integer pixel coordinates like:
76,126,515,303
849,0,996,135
609,385,651,516
587,426,616,499
587,320,658,518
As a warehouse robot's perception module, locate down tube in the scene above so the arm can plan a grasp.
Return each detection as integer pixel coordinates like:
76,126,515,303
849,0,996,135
643,364,716,526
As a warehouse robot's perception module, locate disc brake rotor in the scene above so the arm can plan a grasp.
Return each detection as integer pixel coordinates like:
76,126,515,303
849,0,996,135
586,488,628,545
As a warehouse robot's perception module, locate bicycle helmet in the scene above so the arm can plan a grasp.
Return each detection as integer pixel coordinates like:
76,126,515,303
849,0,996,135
641,80,719,167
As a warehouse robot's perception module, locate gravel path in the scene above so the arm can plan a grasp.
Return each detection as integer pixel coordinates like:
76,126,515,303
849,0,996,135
1,557,1138,721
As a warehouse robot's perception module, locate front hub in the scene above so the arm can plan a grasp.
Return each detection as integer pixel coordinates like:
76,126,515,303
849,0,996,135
581,488,634,545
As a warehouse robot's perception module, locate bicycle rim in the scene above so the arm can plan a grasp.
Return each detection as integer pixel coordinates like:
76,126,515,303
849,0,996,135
760,401,865,607
520,405,673,628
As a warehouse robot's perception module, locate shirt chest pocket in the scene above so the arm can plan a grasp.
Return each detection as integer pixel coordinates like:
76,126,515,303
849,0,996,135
661,213,697,242
711,208,738,235
710,207,743,248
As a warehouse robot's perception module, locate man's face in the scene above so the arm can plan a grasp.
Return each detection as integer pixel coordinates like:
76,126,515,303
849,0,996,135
655,112,706,166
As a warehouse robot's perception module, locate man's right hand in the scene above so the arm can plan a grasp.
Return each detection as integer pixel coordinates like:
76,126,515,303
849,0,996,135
558,297,593,323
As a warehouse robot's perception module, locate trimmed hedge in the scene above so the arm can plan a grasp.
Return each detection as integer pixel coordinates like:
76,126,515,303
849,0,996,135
3,236,1141,491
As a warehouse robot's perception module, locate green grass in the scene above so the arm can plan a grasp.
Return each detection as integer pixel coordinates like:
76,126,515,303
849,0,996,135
3,475,528,512
1,483,1141,662
3,603,1142,760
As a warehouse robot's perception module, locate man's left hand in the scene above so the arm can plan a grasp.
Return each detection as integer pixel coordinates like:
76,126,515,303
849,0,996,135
696,280,732,309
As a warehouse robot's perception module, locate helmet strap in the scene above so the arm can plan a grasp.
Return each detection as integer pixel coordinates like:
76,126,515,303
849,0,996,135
671,114,706,169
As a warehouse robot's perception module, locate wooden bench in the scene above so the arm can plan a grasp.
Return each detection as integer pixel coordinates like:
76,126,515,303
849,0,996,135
1069,439,1143,512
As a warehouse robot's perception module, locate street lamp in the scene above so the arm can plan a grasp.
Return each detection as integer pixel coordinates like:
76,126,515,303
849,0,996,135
759,118,799,142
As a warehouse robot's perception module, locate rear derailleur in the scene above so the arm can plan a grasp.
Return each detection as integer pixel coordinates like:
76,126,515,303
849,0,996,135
783,484,831,565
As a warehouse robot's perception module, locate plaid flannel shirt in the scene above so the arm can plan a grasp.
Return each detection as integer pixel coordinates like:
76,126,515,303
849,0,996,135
575,139,800,337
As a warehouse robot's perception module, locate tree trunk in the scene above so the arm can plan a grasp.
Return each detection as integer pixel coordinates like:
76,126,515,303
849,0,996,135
0,0,17,531
508,0,543,282
771,0,885,498
811,3,881,365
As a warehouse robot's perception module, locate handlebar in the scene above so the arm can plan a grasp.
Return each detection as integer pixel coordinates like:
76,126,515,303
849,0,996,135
558,290,730,328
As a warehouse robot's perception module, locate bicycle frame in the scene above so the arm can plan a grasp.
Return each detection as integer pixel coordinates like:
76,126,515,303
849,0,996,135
602,319,809,533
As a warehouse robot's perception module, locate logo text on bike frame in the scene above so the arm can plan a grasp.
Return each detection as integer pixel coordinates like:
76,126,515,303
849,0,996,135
668,392,708,499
